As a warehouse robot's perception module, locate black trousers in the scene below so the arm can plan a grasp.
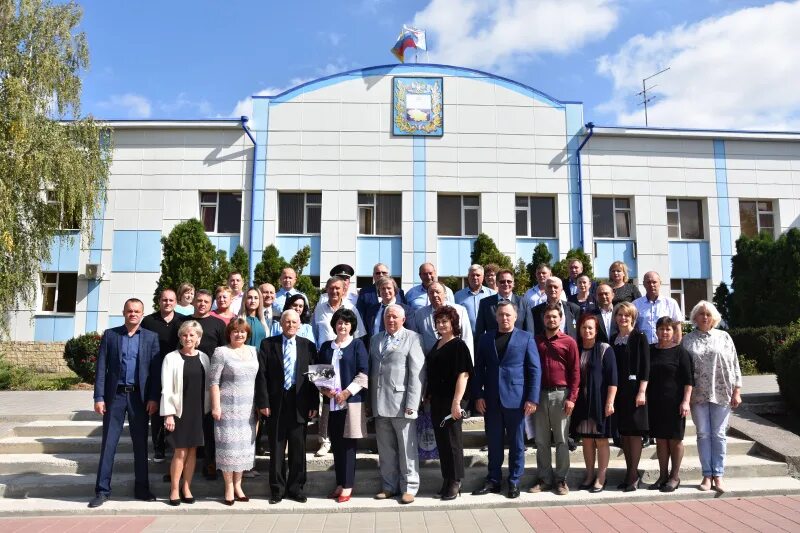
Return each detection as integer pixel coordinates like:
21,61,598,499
268,389,307,497
328,409,356,488
202,413,215,469
150,412,165,453
431,396,465,481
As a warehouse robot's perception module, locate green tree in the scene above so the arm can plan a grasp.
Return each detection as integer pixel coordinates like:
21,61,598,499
440,276,462,295
211,250,232,290
526,242,553,283
289,246,319,308
253,244,288,287
230,245,250,286
470,233,513,270
713,281,732,327
513,258,531,296
552,248,595,281
153,219,218,308
0,0,112,332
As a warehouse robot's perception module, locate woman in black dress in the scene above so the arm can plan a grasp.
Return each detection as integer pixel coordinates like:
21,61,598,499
426,305,473,500
610,301,650,491
571,314,617,493
608,261,641,305
161,320,210,505
647,317,693,492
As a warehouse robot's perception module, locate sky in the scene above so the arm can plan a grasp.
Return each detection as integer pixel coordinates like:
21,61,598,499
77,0,800,131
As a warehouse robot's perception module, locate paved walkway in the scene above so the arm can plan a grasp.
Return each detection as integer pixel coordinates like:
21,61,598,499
0,496,797,532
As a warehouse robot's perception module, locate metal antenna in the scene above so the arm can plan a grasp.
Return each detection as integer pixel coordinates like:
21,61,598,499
636,67,670,126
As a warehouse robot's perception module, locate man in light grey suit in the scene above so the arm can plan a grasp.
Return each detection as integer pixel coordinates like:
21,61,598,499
408,281,474,361
369,304,426,504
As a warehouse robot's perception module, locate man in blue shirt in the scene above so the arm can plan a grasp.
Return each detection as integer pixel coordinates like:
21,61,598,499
405,262,454,310
454,264,496,334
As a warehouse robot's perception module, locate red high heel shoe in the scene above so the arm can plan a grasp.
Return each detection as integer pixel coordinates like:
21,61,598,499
337,492,352,503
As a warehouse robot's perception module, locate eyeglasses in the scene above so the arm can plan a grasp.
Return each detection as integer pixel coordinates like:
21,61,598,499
498,280,514,284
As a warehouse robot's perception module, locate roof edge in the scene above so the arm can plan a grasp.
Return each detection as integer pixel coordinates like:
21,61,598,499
593,125,800,141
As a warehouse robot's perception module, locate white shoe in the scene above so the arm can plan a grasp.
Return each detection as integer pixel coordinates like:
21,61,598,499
315,440,331,457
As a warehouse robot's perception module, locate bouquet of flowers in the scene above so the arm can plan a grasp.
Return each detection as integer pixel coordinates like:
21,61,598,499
304,364,337,392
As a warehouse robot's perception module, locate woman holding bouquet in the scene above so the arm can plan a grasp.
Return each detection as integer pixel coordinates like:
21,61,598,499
317,308,369,503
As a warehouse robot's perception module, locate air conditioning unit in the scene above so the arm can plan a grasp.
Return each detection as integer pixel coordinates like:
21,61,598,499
85,263,105,280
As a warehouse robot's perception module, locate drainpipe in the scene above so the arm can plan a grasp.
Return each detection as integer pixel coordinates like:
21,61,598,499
575,121,595,251
240,116,258,280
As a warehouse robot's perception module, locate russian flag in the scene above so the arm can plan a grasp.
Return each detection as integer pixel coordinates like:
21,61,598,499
390,26,426,63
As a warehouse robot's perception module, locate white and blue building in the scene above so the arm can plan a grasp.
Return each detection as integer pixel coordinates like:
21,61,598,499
10,63,800,341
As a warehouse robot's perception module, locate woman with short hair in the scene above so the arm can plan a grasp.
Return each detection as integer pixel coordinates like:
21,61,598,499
161,320,209,505
271,293,316,344
210,286,235,325
175,283,195,315
208,318,259,505
682,300,742,493
608,261,641,305
568,274,597,315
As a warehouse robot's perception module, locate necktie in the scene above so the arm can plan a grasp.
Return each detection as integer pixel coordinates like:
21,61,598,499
283,339,294,390
381,333,392,355
378,305,386,333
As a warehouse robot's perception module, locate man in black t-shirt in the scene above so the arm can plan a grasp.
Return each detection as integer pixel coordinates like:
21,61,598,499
141,289,185,462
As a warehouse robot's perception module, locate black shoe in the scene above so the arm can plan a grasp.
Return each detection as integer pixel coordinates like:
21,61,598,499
616,482,628,490
269,495,282,504
568,438,577,452
660,479,681,493
578,478,596,491
471,481,502,495
435,479,449,498
648,477,667,490
589,480,607,493
168,498,180,506
134,490,156,502
623,483,638,492
441,480,461,501
480,444,489,452
507,484,520,499
88,494,109,508
256,446,268,456
180,489,195,504
287,492,307,503
153,450,166,463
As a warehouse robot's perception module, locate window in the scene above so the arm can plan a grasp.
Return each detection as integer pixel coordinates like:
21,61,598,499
438,195,480,236
670,279,707,320
739,200,775,237
592,197,631,238
667,199,704,239
46,191,81,230
200,192,242,233
278,192,321,234
40,272,78,313
358,193,401,235
515,196,556,238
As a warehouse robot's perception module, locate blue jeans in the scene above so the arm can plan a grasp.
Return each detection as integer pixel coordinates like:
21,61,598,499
691,401,730,477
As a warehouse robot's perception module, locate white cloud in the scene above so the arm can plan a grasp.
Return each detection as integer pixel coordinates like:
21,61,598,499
96,93,151,118
596,1,800,130
412,0,619,72
158,93,213,116
229,78,310,128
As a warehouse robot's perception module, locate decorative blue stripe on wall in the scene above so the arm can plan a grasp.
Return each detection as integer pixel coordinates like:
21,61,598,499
41,231,80,272
714,140,733,285
438,238,477,276
357,237,401,275
207,235,240,259
516,239,560,266
85,193,106,333
107,315,124,329
564,104,584,252
669,241,711,279
250,98,269,281
275,236,321,276
413,137,427,270
34,316,75,342
594,240,638,279
112,230,162,272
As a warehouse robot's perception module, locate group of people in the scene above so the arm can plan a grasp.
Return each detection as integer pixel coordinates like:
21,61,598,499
89,257,742,508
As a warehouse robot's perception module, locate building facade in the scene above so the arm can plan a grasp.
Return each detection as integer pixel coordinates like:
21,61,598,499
10,64,800,341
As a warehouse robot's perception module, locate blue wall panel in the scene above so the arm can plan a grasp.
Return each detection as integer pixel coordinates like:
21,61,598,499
41,232,81,272
112,230,162,273
107,315,124,329
516,239,559,265
34,316,75,342
413,137,427,269
594,240,637,278
669,241,711,279
275,236,321,275
437,238,477,277
714,139,733,284
357,237,401,276
208,235,241,259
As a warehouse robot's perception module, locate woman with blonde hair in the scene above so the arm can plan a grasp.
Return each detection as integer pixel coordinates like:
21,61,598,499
608,261,641,305
239,287,268,348
682,300,742,493
211,286,235,325
161,320,210,506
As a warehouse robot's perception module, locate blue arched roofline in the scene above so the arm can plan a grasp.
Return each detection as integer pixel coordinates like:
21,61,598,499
254,63,579,109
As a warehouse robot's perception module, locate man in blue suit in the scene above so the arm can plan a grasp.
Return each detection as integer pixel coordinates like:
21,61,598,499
471,301,541,499
89,298,161,508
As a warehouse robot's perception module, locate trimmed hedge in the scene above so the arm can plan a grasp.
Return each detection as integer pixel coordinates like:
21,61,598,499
727,325,792,374
63,332,101,383
775,325,800,413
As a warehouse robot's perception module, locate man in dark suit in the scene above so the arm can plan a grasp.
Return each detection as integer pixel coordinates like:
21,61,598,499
90,298,161,508
355,262,406,318
475,269,524,341
562,258,596,297
471,301,541,499
591,283,616,344
255,309,319,504
363,276,411,345
528,277,581,338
